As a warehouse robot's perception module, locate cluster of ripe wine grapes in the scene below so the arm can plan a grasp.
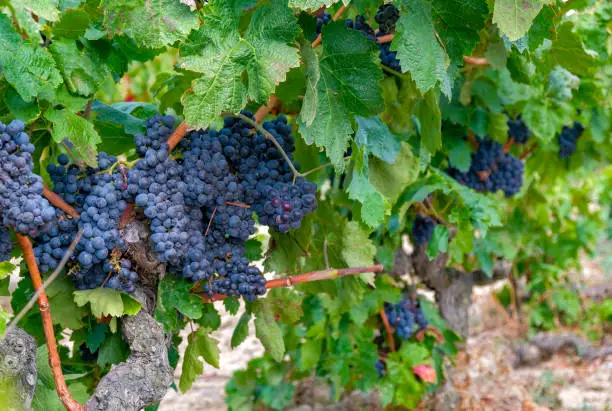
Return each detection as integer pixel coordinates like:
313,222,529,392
447,138,524,198
558,121,584,158
2,112,318,301
384,294,429,340
411,214,436,245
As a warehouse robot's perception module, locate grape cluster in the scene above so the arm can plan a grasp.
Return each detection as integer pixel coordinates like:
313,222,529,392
315,11,331,34
345,14,402,72
134,114,178,156
0,227,12,261
35,151,135,292
411,215,435,245
506,115,531,144
447,138,524,197
384,295,428,340
375,4,400,34
0,120,57,237
375,359,385,377
558,121,584,159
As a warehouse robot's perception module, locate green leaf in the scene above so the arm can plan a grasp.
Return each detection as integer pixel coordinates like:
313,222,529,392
0,261,16,280
549,22,596,76
73,288,141,318
298,22,383,172
3,86,41,122
341,222,376,283
101,0,198,48
448,139,472,172
49,290,86,329
368,143,421,204
493,0,543,41
0,14,62,102
426,225,450,259
90,101,152,134
298,338,322,371
45,108,101,167
355,116,401,163
0,309,11,336
392,0,450,97
156,276,203,320
224,297,241,315
414,89,442,153
179,328,220,392
231,312,251,348
347,170,388,228
97,332,129,368
182,0,300,129
85,323,109,353
22,0,60,22
288,0,345,11
298,37,320,127
198,303,221,330
244,238,263,262
53,9,91,39
487,112,510,143
263,289,304,324
254,306,285,362
49,40,108,97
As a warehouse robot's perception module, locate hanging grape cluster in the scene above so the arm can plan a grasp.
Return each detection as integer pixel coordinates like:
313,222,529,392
447,138,524,197
384,294,428,340
558,121,584,158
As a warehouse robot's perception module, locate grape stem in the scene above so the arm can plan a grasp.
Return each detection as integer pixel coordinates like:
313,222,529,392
4,228,84,339
379,308,396,352
197,264,384,302
226,113,303,182
13,234,85,411
254,95,278,123
43,186,80,219
167,121,189,152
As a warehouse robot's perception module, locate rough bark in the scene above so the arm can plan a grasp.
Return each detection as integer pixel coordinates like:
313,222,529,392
515,333,612,367
0,327,37,411
395,245,512,338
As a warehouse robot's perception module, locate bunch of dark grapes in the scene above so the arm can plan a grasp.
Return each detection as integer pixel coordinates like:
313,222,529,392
375,4,400,34
315,11,331,34
106,259,137,293
558,121,584,159
134,114,178,156
411,215,435,245
0,120,57,237
0,227,12,261
384,295,428,340
506,115,531,144
346,15,402,72
447,138,524,198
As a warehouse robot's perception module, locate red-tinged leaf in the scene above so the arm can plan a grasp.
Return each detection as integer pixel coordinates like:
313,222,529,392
412,364,436,383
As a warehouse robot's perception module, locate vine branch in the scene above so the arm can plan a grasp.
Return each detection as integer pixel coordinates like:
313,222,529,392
254,95,279,123
43,187,80,219
14,234,84,411
380,309,396,352
198,264,384,302
167,121,189,152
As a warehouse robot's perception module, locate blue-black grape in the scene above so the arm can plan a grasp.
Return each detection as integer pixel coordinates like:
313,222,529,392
0,227,12,261
411,215,435,245
375,359,385,377
558,121,584,159
506,115,531,144
384,295,428,340
375,4,399,34
0,120,57,237
315,11,331,35
447,138,524,198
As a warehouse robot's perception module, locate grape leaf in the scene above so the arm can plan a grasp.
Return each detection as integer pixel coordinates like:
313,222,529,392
48,290,86,329
298,22,383,172
85,323,109,353
101,0,198,48
73,288,141,318
231,312,251,348
347,169,388,228
493,0,543,41
426,225,450,259
182,0,300,129
341,222,376,283
223,297,241,315
97,332,129,368
369,143,420,204
413,90,442,153
549,22,596,76
50,40,109,97
0,309,10,336
3,86,41,122
298,37,320,127
254,305,285,362
392,0,450,97
0,261,16,280
53,8,91,39
179,328,220,392
157,276,203,320
354,116,401,163
22,0,60,22
288,0,347,11
0,14,62,102
44,108,102,167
